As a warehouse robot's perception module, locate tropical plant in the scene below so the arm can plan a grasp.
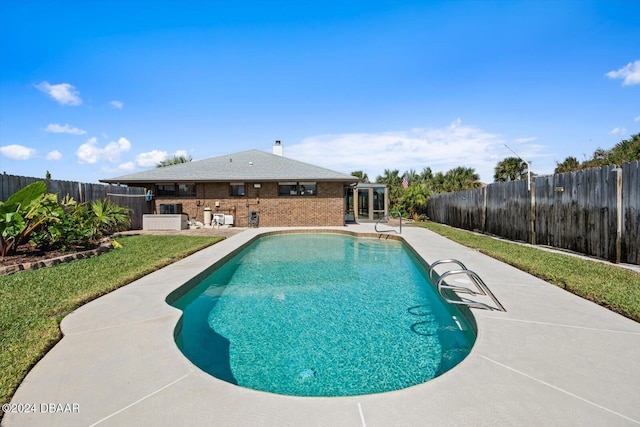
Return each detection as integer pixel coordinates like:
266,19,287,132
0,181,60,257
375,169,402,187
351,170,370,183
32,198,130,252
554,156,581,173
494,156,528,182
88,199,131,236
30,196,92,251
555,133,640,172
430,171,447,193
399,183,430,220
442,166,481,192
405,169,420,185
610,133,640,164
419,167,434,185
156,154,192,168
581,148,611,169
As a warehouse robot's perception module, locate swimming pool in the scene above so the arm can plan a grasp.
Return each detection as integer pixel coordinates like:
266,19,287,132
171,232,476,397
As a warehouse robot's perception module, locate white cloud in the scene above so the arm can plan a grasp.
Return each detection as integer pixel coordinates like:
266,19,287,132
173,149,188,158
109,100,124,109
104,138,131,162
0,144,37,160
610,127,627,136
76,138,101,164
76,137,131,164
606,60,640,86
286,119,514,183
118,162,135,171
635,116,640,123
45,123,87,135
35,81,82,105
46,150,62,160
136,150,168,167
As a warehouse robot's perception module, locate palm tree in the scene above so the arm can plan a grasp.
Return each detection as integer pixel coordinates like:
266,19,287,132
494,157,528,182
430,171,447,194
419,167,434,184
351,170,370,183
404,169,420,186
555,156,581,173
375,169,402,187
157,154,193,168
443,167,481,192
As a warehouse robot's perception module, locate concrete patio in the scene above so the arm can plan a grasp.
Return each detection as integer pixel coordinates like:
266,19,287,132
3,225,640,426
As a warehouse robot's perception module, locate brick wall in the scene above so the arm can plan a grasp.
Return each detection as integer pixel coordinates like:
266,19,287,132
151,181,346,227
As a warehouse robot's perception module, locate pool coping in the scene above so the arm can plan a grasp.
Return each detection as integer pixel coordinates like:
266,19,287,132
4,225,640,426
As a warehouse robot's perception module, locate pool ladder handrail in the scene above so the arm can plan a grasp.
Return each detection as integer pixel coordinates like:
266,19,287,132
375,210,402,234
428,259,506,312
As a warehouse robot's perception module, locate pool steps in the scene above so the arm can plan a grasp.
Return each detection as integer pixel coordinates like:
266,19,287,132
428,259,507,312
374,209,403,234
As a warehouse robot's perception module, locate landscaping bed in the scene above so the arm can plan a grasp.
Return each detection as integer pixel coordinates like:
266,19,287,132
0,243,112,275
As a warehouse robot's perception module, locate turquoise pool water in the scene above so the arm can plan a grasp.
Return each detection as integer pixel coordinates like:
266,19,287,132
173,233,476,397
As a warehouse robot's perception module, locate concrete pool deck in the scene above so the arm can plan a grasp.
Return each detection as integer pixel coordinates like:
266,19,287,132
4,224,640,426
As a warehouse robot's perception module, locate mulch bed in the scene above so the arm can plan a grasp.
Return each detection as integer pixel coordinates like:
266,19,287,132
0,243,111,275
0,245,77,268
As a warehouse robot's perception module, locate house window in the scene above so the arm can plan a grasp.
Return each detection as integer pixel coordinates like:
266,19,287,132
230,183,245,197
156,183,196,197
299,182,317,196
278,182,298,196
178,183,196,197
156,184,176,197
278,182,317,196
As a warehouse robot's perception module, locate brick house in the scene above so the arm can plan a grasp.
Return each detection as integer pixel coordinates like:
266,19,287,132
100,143,359,227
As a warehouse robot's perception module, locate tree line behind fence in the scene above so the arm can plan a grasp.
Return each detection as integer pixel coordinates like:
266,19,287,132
0,174,152,230
426,161,639,265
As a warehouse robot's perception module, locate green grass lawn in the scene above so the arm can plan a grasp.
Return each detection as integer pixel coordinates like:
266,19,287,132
417,222,640,323
0,234,222,407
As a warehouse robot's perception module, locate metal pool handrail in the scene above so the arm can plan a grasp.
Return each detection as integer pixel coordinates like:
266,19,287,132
428,259,506,312
375,210,402,234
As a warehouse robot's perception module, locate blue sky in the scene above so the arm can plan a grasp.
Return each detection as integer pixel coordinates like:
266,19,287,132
1,0,638,184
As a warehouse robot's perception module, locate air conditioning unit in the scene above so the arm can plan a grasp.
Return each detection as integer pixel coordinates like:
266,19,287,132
159,203,182,214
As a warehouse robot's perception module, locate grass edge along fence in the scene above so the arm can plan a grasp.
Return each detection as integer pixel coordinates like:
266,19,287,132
426,160,639,265
1,173,152,230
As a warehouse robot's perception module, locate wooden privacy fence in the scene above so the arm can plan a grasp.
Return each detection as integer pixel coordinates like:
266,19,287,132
0,173,152,230
426,161,640,265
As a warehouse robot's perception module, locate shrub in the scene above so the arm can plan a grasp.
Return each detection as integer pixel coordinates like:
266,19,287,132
32,198,131,252
0,182,60,257
0,181,132,255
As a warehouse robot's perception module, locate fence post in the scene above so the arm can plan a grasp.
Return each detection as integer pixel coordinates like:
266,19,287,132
615,167,623,264
482,186,487,233
530,178,536,245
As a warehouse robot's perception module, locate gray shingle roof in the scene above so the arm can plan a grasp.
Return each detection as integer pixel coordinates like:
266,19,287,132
100,150,358,184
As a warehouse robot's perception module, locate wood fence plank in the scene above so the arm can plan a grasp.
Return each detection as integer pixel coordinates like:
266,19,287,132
427,161,639,265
